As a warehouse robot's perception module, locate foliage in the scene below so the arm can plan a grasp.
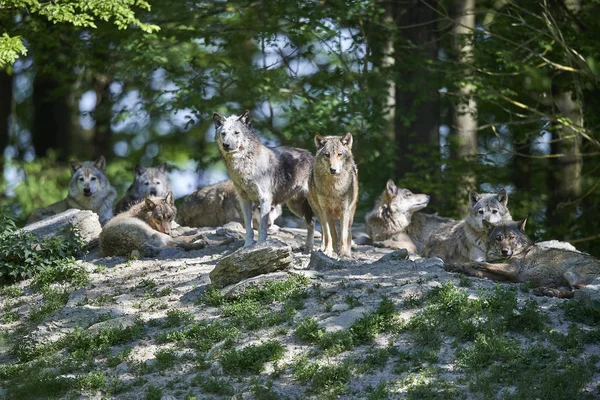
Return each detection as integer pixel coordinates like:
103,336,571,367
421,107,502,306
0,207,85,281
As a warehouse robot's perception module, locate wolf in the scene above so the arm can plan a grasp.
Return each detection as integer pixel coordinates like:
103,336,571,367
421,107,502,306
423,189,512,263
27,156,117,226
308,133,358,258
445,219,600,298
176,180,282,229
100,192,206,257
213,110,314,249
365,180,453,254
114,163,171,214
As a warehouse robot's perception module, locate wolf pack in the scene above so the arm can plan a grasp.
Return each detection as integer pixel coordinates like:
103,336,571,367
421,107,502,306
26,111,600,299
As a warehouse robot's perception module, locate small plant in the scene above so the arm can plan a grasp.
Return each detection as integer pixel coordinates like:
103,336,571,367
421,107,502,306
191,375,235,396
164,309,194,328
145,385,163,400
295,317,323,343
344,294,362,309
154,348,177,371
220,340,284,375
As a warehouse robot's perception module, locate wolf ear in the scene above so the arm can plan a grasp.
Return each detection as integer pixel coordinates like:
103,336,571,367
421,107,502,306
314,133,327,149
496,188,508,206
145,197,157,210
135,164,146,176
94,156,106,171
164,191,174,205
469,190,481,207
238,110,252,126
157,163,167,174
482,219,495,232
213,112,225,129
70,160,82,174
340,132,353,149
386,179,397,194
518,217,527,233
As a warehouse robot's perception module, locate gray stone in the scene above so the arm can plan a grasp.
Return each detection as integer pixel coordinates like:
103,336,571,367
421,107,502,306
21,209,102,249
209,240,293,287
331,303,350,312
318,306,370,332
87,315,137,334
221,271,291,299
309,251,342,271
574,276,600,303
374,249,409,264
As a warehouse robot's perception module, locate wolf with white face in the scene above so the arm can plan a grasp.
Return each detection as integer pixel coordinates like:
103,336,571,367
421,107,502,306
466,190,511,231
114,163,171,214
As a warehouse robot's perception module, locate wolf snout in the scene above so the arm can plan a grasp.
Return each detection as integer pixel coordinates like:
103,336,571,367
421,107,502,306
501,248,512,257
150,188,157,196
222,143,232,151
329,168,338,174
83,187,92,196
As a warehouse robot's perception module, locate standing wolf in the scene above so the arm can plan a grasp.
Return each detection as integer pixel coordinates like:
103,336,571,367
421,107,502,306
176,180,282,228
100,192,206,257
365,180,453,254
27,156,117,226
114,163,171,214
213,110,314,249
308,133,358,258
445,219,600,298
423,189,512,263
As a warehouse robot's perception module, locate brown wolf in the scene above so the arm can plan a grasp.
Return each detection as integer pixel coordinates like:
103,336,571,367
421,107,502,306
114,163,171,214
99,192,206,257
176,180,282,228
445,219,600,298
213,110,314,249
308,133,358,258
27,156,117,226
365,180,453,253
423,189,512,263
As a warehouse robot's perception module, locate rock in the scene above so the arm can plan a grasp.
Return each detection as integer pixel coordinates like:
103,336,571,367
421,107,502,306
373,249,409,264
20,209,102,249
209,240,293,287
537,240,579,252
319,306,370,332
309,251,342,270
87,315,137,335
221,272,291,299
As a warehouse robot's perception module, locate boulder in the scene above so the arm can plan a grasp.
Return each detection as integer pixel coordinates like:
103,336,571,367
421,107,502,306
209,240,293,287
309,251,342,271
20,209,102,249
221,271,291,299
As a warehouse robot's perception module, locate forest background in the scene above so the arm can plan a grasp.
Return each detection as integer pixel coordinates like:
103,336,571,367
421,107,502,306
1,0,599,256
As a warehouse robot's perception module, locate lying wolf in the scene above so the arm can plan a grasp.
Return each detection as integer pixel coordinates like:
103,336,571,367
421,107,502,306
114,163,171,214
365,180,453,254
213,110,314,249
176,180,282,228
424,189,512,263
445,219,600,298
100,192,206,257
27,156,117,226
308,133,358,258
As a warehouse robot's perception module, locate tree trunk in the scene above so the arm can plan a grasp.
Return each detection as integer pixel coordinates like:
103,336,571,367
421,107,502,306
0,70,12,177
393,0,440,188
93,74,113,160
452,0,478,211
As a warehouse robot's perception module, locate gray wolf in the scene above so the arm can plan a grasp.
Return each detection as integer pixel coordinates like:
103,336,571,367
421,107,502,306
114,163,171,214
27,156,117,226
213,110,314,249
423,189,512,263
100,192,206,257
364,180,453,254
308,133,358,258
176,180,282,228
445,219,600,298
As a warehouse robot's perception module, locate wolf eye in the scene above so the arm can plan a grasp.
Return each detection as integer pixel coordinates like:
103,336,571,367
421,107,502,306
492,209,498,214
155,181,161,185
478,209,484,215
496,235,502,241
90,177,97,181
509,235,515,240
337,153,342,157
234,131,240,135
144,182,150,185
324,152,330,157
78,177,84,182
405,193,412,197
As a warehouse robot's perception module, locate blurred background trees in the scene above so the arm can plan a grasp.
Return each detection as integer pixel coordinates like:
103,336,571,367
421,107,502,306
2,0,600,255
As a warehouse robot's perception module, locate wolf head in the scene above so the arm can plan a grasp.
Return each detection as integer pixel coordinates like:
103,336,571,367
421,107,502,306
380,180,430,217
466,189,511,231
213,110,258,155
314,133,354,175
252,203,283,228
143,191,176,235
484,219,532,261
132,163,170,198
69,156,110,199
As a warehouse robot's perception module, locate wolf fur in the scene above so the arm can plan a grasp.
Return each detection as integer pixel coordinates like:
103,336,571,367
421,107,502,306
445,219,600,298
365,180,453,254
114,163,171,214
213,110,314,249
176,180,282,228
27,156,117,226
100,192,206,257
308,133,358,258
423,189,512,263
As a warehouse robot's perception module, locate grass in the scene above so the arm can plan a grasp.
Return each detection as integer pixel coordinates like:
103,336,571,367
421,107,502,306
220,340,284,375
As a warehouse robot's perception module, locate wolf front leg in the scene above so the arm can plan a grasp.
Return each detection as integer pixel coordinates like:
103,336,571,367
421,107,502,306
339,209,352,258
258,198,272,242
238,197,255,247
